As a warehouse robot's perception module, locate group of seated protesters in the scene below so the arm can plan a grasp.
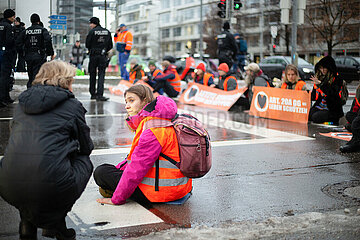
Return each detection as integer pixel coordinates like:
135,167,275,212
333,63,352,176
126,56,359,153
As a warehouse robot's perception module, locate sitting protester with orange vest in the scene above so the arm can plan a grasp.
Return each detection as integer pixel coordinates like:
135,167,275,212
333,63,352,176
194,63,215,87
142,60,164,94
278,64,307,91
128,59,145,84
244,62,272,105
153,60,182,98
217,63,238,91
309,56,344,125
94,85,192,205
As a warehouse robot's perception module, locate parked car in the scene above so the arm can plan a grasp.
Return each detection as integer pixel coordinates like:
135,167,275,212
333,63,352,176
334,56,360,82
259,56,314,80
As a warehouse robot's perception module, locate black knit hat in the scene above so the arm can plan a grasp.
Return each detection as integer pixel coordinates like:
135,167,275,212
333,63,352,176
30,13,40,24
89,17,100,25
315,56,337,75
15,17,21,22
4,9,15,19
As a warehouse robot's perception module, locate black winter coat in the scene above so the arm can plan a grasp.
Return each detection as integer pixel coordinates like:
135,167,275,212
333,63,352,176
0,85,93,228
310,56,344,119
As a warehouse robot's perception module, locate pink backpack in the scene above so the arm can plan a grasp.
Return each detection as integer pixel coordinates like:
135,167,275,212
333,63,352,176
144,114,212,178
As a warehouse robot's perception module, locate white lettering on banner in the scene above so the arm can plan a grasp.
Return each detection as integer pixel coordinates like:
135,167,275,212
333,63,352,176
192,90,241,107
268,104,307,114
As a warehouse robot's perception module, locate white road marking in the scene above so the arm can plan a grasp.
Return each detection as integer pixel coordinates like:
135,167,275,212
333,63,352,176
68,177,163,231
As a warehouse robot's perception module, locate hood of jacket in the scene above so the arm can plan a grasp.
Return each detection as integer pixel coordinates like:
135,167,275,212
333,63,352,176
18,85,74,114
315,56,337,75
126,95,177,130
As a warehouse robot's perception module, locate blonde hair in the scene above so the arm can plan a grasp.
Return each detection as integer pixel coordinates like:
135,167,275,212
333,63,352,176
161,60,170,68
32,60,76,89
284,64,299,82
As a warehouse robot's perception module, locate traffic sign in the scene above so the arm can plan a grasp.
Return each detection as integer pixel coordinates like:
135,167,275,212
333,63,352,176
49,15,67,20
49,24,67,30
49,20,67,25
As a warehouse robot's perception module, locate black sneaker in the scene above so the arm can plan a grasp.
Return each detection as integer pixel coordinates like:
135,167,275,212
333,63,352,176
340,139,360,153
19,220,37,240
90,95,97,100
96,96,109,101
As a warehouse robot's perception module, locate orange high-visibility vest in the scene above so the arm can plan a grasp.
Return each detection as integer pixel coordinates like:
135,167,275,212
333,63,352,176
152,69,163,78
127,117,192,202
168,69,181,93
281,81,306,91
114,30,133,51
202,72,214,86
222,76,238,91
129,69,145,83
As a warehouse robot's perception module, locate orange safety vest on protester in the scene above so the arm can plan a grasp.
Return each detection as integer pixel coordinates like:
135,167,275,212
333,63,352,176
281,81,306,91
152,69,163,78
169,70,182,93
126,117,192,202
202,72,214,86
129,69,145,83
223,76,239,91
114,30,133,51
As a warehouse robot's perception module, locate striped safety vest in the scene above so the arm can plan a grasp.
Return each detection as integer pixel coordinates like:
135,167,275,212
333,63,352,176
152,69,163,78
168,69,182,93
127,117,192,202
197,72,214,86
129,69,145,83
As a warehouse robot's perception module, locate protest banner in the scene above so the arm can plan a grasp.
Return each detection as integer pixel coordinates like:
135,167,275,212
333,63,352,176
319,132,352,141
179,83,247,111
249,86,311,123
109,80,158,97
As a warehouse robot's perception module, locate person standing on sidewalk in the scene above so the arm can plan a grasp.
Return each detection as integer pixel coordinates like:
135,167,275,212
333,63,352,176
114,23,133,80
0,9,16,107
70,40,85,70
13,17,26,72
86,17,113,101
16,13,55,88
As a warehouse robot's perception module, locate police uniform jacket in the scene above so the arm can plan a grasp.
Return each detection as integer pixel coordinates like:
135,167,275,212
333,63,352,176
86,25,112,56
0,18,16,54
216,30,237,57
16,24,54,60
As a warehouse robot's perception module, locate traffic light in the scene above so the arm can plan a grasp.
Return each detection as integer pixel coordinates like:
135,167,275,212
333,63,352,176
62,35,67,44
234,0,242,10
217,0,226,18
272,44,276,52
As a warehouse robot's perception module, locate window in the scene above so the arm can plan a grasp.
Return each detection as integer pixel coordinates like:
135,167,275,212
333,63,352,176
174,0,182,5
185,25,194,35
133,37,139,44
160,13,170,23
162,28,170,38
345,58,356,67
173,27,181,37
161,0,170,9
184,0,193,4
176,42,182,51
127,12,139,22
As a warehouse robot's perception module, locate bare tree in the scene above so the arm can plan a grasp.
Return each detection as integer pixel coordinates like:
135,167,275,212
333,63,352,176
203,5,223,58
305,0,360,56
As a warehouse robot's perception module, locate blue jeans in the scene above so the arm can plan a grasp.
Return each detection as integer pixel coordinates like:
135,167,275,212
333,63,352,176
119,52,129,80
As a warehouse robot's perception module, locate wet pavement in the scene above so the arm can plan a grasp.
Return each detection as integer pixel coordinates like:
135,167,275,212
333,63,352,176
1,80,360,239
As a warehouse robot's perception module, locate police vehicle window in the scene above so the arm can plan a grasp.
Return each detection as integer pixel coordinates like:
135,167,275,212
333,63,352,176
335,58,344,64
279,59,287,65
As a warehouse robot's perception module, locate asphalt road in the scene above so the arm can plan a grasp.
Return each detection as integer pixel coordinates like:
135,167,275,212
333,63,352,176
0,79,360,239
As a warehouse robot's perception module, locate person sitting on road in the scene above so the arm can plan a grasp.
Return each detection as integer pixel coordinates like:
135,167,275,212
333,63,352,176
0,60,93,240
309,56,344,125
129,58,145,84
142,60,163,94
277,64,307,91
340,84,360,153
152,60,182,98
194,63,215,87
217,63,238,91
94,85,192,205
244,62,272,105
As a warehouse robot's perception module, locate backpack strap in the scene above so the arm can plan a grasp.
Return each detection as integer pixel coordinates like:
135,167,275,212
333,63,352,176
160,152,178,166
155,158,159,191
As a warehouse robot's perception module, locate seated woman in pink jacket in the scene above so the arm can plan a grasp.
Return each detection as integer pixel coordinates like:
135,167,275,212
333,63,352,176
94,85,192,205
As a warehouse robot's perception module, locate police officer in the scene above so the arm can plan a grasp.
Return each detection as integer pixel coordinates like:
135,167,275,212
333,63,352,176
86,17,113,101
16,13,55,88
216,21,237,69
13,17,26,72
0,9,16,107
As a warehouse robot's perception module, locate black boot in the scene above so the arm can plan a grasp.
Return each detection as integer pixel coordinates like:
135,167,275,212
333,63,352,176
43,218,76,240
19,220,37,240
340,137,360,153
